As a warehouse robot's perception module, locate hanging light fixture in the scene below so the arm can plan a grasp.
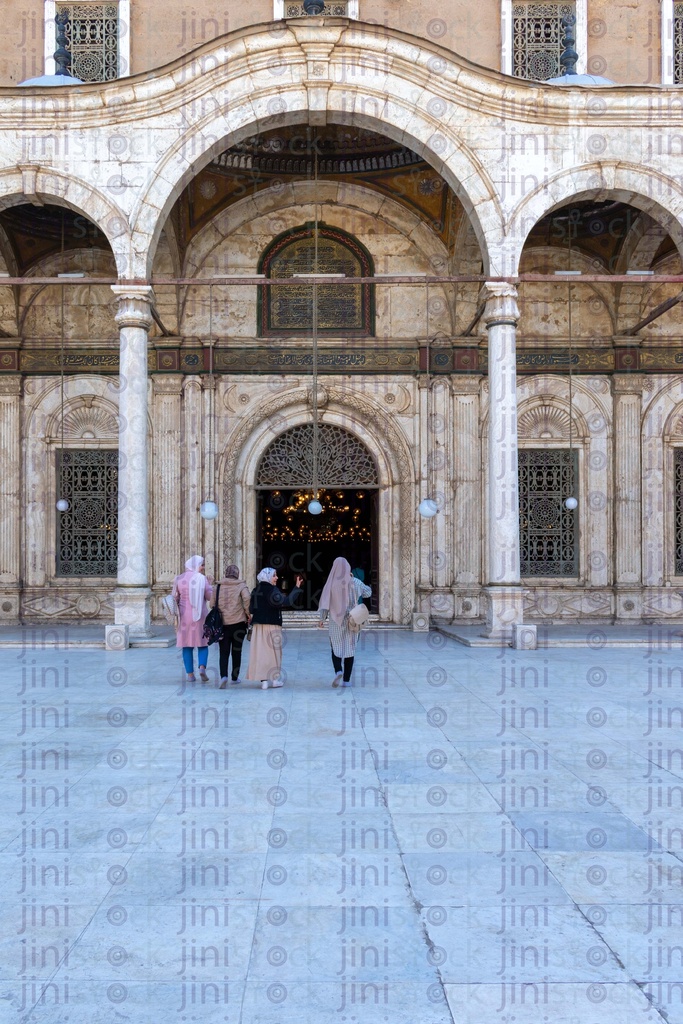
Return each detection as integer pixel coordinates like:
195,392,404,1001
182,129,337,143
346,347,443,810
56,215,70,513
418,281,440,518
308,140,323,516
200,284,219,520
561,238,578,512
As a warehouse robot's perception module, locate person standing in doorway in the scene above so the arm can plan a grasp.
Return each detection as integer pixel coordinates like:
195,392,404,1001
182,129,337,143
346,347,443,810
318,556,372,687
211,563,251,688
173,555,213,682
247,568,304,690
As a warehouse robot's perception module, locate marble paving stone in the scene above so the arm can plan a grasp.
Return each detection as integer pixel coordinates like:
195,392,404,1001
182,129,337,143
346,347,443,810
2,634,683,1023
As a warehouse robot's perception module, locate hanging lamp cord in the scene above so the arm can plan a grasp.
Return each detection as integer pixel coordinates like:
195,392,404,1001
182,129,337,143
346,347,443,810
312,143,319,503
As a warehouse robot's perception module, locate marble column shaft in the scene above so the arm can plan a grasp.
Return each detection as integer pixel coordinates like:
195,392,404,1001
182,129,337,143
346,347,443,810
485,283,521,585
182,377,203,564
112,285,154,632
483,282,523,638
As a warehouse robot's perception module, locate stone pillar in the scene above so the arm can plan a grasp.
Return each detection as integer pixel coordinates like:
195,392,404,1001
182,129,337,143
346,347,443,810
0,375,22,621
182,377,202,563
452,375,482,617
483,283,524,639
151,374,183,591
110,285,154,638
613,373,643,619
416,376,431,593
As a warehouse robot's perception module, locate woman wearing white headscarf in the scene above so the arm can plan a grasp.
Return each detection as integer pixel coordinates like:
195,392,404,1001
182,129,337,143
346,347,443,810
172,555,213,682
318,557,372,687
246,567,303,690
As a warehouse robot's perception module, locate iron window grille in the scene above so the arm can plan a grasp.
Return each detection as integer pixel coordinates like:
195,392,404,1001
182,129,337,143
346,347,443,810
284,1,349,14
675,449,683,573
56,3,119,82
519,448,578,576
256,424,379,488
675,4,683,84
56,449,118,576
512,1,575,80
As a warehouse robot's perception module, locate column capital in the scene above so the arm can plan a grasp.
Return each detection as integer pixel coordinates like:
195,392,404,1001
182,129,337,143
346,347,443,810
482,282,520,326
612,373,643,395
112,284,155,330
0,375,22,396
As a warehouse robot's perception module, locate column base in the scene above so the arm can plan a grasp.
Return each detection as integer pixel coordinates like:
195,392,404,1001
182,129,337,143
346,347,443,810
0,587,21,623
481,586,524,640
111,587,152,636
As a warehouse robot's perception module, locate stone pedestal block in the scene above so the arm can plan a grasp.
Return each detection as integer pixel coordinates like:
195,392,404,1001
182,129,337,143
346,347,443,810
105,624,129,651
512,624,538,650
482,586,525,640
412,611,430,631
0,588,20,622
112,587,152,636
615,589,642,620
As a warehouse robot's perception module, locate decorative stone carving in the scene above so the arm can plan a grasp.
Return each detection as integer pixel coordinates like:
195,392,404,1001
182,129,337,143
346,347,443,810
518,404,572,440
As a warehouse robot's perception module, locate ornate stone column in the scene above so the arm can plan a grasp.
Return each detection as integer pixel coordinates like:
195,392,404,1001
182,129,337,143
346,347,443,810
452,375,482,617
109,285,154,642
483,283,524,638
612,373,643,619
0,375,22,622
151,374,183,590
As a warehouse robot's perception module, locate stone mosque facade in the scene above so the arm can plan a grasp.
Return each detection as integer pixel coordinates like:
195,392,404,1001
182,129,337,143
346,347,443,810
0,0,682,642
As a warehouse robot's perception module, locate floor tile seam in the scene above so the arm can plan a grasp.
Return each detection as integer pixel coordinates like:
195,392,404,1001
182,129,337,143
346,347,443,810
340,683,459,1024
234,685,295,1024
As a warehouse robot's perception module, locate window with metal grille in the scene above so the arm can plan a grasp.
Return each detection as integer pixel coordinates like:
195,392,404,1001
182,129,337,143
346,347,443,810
675,4,683,84
675,449,683,572
282,1,350,14
56,450,118,576
56,3,119,82
512,1,575,80
519,449,578,576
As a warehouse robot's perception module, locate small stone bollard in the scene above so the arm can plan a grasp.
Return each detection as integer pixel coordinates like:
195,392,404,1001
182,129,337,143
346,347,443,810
412,612,430,632
105,625,130,651
512,624,537,650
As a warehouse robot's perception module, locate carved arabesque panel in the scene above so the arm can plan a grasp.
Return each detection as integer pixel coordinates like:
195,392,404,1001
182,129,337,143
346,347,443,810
57,3,119,82
56,449,118,576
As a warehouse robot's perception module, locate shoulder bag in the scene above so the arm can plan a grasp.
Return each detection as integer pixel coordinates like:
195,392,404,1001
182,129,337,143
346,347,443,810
203,584,225,645
348,602,370,633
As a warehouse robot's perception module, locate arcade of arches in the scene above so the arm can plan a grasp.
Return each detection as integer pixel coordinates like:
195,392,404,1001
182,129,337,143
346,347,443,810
2,21,683,641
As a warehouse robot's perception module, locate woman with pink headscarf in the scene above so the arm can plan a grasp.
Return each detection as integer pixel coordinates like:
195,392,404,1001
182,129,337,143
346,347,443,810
318,557,372,687
172,555,213,682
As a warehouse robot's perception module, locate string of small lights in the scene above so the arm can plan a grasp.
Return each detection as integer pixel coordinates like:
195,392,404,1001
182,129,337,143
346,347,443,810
262,489,371,543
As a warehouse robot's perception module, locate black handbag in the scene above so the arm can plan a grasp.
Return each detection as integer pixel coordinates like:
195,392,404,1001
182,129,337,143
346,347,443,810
203,585,224,645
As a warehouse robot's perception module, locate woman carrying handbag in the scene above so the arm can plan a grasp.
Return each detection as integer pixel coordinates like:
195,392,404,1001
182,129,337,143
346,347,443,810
318,557,372,688
209,564,251,688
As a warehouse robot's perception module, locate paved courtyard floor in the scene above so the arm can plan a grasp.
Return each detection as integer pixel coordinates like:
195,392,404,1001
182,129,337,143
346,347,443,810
0,627,681,1024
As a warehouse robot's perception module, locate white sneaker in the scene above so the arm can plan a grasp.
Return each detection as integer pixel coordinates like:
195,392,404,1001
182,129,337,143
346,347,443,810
261,680,269,690
231,677,242,685
272,680,284,688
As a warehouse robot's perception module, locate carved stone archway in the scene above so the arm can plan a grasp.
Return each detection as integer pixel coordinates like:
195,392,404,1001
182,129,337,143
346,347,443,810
220,387,415,623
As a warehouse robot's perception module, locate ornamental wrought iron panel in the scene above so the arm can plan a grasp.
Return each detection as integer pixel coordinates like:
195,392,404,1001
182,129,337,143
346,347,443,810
56,3,119,82
256,424,379,487
519,449,578,576
675,4,683,84
675,449,683,573
285,1,349,14
512,2,574,80
56,450,118,576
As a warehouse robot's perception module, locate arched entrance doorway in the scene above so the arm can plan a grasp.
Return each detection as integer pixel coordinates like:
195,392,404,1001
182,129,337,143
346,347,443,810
255,424,379,611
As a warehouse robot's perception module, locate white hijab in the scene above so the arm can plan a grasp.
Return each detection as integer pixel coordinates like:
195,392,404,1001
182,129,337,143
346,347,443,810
257,567,277,584
185,555,206,622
